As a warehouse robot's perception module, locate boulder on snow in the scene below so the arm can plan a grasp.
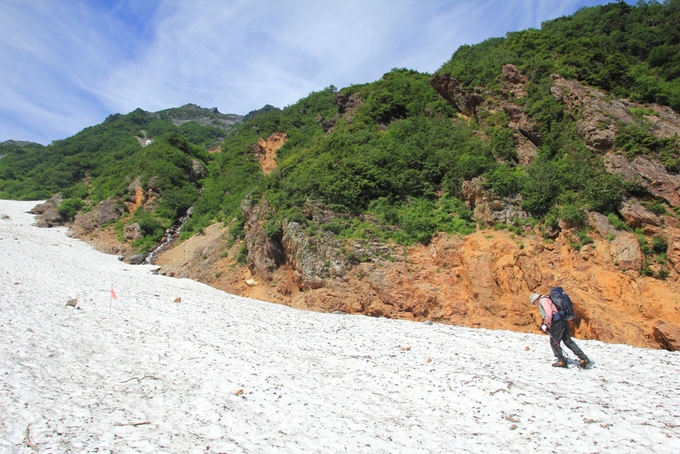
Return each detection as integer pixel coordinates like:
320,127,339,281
71,198,124,236
128,254,145,265
31,195,64,227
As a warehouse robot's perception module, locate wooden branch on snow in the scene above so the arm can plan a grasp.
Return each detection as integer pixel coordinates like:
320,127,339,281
114,421,151,427
24,423,36,448
120,375,160,383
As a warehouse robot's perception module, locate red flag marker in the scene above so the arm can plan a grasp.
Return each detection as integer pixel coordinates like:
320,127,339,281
110,289,117,299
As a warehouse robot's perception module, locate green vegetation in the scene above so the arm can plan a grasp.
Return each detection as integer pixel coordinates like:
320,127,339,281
438,0,680,111
0,108,221,252
1,1,679,256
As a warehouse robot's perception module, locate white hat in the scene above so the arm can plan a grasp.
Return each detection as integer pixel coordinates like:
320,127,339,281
529,293,541,304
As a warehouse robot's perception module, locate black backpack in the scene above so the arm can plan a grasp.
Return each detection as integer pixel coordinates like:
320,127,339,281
548,286,575,321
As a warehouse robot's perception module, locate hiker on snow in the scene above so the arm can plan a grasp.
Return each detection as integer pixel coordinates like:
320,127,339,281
530,291,591,368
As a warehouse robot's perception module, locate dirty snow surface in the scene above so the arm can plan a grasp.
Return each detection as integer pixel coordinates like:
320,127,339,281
1,199,679,454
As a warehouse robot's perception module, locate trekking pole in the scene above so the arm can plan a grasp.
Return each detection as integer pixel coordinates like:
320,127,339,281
546,330,581,370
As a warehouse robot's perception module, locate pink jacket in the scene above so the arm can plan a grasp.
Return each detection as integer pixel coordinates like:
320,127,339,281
538,295,558,329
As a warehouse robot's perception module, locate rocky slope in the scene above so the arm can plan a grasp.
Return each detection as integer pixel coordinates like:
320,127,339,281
59,211,677,353
154,68,680,351
34,65,680,352
69,196,680,352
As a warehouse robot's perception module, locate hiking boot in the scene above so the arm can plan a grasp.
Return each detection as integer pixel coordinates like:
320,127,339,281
579,359,591,368
552,359,568,368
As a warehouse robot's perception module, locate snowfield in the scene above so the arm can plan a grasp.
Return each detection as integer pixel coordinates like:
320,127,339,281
1,199,679,453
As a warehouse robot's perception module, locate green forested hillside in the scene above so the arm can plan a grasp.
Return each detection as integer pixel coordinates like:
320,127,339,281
0,107,232,200
440,0,680,109
185,2,680,246
1,1,679,257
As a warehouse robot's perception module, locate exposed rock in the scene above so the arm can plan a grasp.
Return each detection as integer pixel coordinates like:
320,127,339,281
250,132,288,175
124,222,144,242
95,198,123,225
301,200,341,224
501,64,528,86
144,218,680,350
127,176,143,194
128,254,145,265
281,221,343,290
152,221,235,287
335,92,362,115
429,75,484,119
71,198,124,236
609,232,643,270
243,200,287,283
605,154,680,207
501,63,529,99
551,74,680,153
461,177,528,225
653,320,680,351
147,176,161,196
667,228,680,273
315,115,335,133
515,135,539,165
191,159,206,180
245,278,258,287
619,199,661,234
517,256,542,290
646,104,680,139
157,103,243,131
661,215,679,229
502,102,542,147
550,75,628,151
334,92,363,125
71,213,97,235
0,139,42,147
587,212,616,237
31,195,64,227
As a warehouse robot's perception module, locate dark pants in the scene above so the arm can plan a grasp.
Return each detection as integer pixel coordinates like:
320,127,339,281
549,319,588,361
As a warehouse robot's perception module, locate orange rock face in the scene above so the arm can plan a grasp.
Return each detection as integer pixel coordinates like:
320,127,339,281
146,225,680,350
250,132,288,175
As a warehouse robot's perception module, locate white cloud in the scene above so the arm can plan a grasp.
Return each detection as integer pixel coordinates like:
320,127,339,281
0,1,139,143
0,0,613,144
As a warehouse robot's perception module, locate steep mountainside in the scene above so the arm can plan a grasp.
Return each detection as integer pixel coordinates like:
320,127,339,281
5,1,680,350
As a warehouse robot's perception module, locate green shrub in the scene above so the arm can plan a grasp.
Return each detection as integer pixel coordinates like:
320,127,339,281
576,229,594,246
607,213,629,231
57,198,83,222
652,236,668,254
635,230,652,255
643,201,667,216
559,203,587,227
263,219,282,240
236,243,248,265
656,268,670,280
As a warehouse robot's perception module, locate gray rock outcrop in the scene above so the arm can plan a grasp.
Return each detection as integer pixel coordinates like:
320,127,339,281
429,75,484,119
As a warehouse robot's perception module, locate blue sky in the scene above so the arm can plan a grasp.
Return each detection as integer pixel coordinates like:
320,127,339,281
1,0,614,145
